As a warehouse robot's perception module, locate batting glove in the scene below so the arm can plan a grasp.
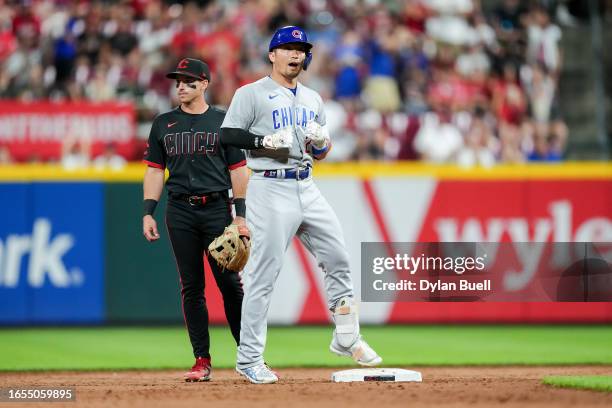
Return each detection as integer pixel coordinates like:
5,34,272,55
305,121,329,149
263,128,293,150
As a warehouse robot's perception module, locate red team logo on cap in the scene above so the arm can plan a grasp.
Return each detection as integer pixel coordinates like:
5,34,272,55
177,58,189,69
292,30,302,39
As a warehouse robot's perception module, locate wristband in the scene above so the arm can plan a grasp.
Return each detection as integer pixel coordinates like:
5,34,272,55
311,143,329,156
144,199,158,216
234,198,246,218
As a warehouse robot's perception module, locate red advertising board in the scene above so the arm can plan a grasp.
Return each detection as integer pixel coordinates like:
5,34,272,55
417,180,611,243
0,101,137,162
388,179,612,323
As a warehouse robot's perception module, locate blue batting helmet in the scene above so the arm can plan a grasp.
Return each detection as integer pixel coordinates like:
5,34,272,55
268,26,313,70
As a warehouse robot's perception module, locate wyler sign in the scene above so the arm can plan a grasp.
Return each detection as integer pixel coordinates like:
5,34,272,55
0,183,105,323
416,180,611,242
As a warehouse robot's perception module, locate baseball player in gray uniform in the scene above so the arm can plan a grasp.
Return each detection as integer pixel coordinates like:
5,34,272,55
220,26,382,384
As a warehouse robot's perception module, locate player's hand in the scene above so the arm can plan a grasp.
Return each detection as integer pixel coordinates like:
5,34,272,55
143,215,160,242
232,216,247,227
305,121,329,149
263,128,293,150
232,216,250,246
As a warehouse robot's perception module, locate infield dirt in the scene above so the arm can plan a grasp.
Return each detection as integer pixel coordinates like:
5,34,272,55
2,366,612,407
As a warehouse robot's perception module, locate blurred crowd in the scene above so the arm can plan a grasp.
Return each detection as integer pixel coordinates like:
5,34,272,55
0,0,576,165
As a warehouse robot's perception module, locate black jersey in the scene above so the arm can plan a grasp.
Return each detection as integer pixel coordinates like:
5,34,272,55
144,106,246,194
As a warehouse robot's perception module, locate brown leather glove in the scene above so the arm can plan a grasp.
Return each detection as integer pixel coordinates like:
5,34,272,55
208,224,251,272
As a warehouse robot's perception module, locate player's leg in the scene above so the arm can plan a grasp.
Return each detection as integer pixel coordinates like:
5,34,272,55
236,177,301,382
298,179,382,366
298,180,353,308
207,253,243,345
165,200,213,380
203,200,243,345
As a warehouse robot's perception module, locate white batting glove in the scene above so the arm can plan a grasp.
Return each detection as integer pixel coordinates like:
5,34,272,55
262,128,293,150
305,121,329,149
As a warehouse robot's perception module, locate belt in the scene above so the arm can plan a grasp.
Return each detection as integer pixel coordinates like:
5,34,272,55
169,191,228,207
262,167,311,180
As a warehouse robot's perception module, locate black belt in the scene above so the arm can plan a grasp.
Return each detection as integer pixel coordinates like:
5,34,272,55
169,191,228,207
262,167,311,180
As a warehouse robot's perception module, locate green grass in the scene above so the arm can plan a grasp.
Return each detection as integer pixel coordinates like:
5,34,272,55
543,376,612,392
0,325,611,371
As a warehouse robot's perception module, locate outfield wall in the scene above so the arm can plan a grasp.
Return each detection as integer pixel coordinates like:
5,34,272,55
0,163,610,324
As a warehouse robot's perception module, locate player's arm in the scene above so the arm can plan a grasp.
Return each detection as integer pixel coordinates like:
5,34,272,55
142,119,166,242
220,86,291,150
221,127,292,150
143,167,164,242
306,99,331,160
144,166,164,201
221,127,265,149
227,146,249,233
230,165,248,227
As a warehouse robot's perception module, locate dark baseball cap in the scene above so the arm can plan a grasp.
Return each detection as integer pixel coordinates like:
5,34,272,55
166,58,211,82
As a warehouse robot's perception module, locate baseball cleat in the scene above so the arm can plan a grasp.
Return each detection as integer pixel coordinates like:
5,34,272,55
330,335,383,367
236,363,279,384
184,357,211,382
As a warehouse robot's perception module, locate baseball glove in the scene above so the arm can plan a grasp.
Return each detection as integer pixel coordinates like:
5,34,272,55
208,224,251,272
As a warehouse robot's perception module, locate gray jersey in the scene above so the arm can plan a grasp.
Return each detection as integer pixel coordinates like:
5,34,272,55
224,78,371,371
221,76,326,171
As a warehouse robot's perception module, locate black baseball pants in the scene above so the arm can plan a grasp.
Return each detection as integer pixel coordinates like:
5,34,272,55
165,194,243,359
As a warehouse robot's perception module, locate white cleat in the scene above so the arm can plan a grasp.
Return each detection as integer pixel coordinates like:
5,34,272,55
236,363,279,384
330,335,383,367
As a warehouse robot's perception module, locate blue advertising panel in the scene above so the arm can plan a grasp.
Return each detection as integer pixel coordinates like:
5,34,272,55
0,182,105,324
0,183,30,323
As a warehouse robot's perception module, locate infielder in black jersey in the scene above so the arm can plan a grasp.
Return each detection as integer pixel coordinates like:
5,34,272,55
142,58,248,382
